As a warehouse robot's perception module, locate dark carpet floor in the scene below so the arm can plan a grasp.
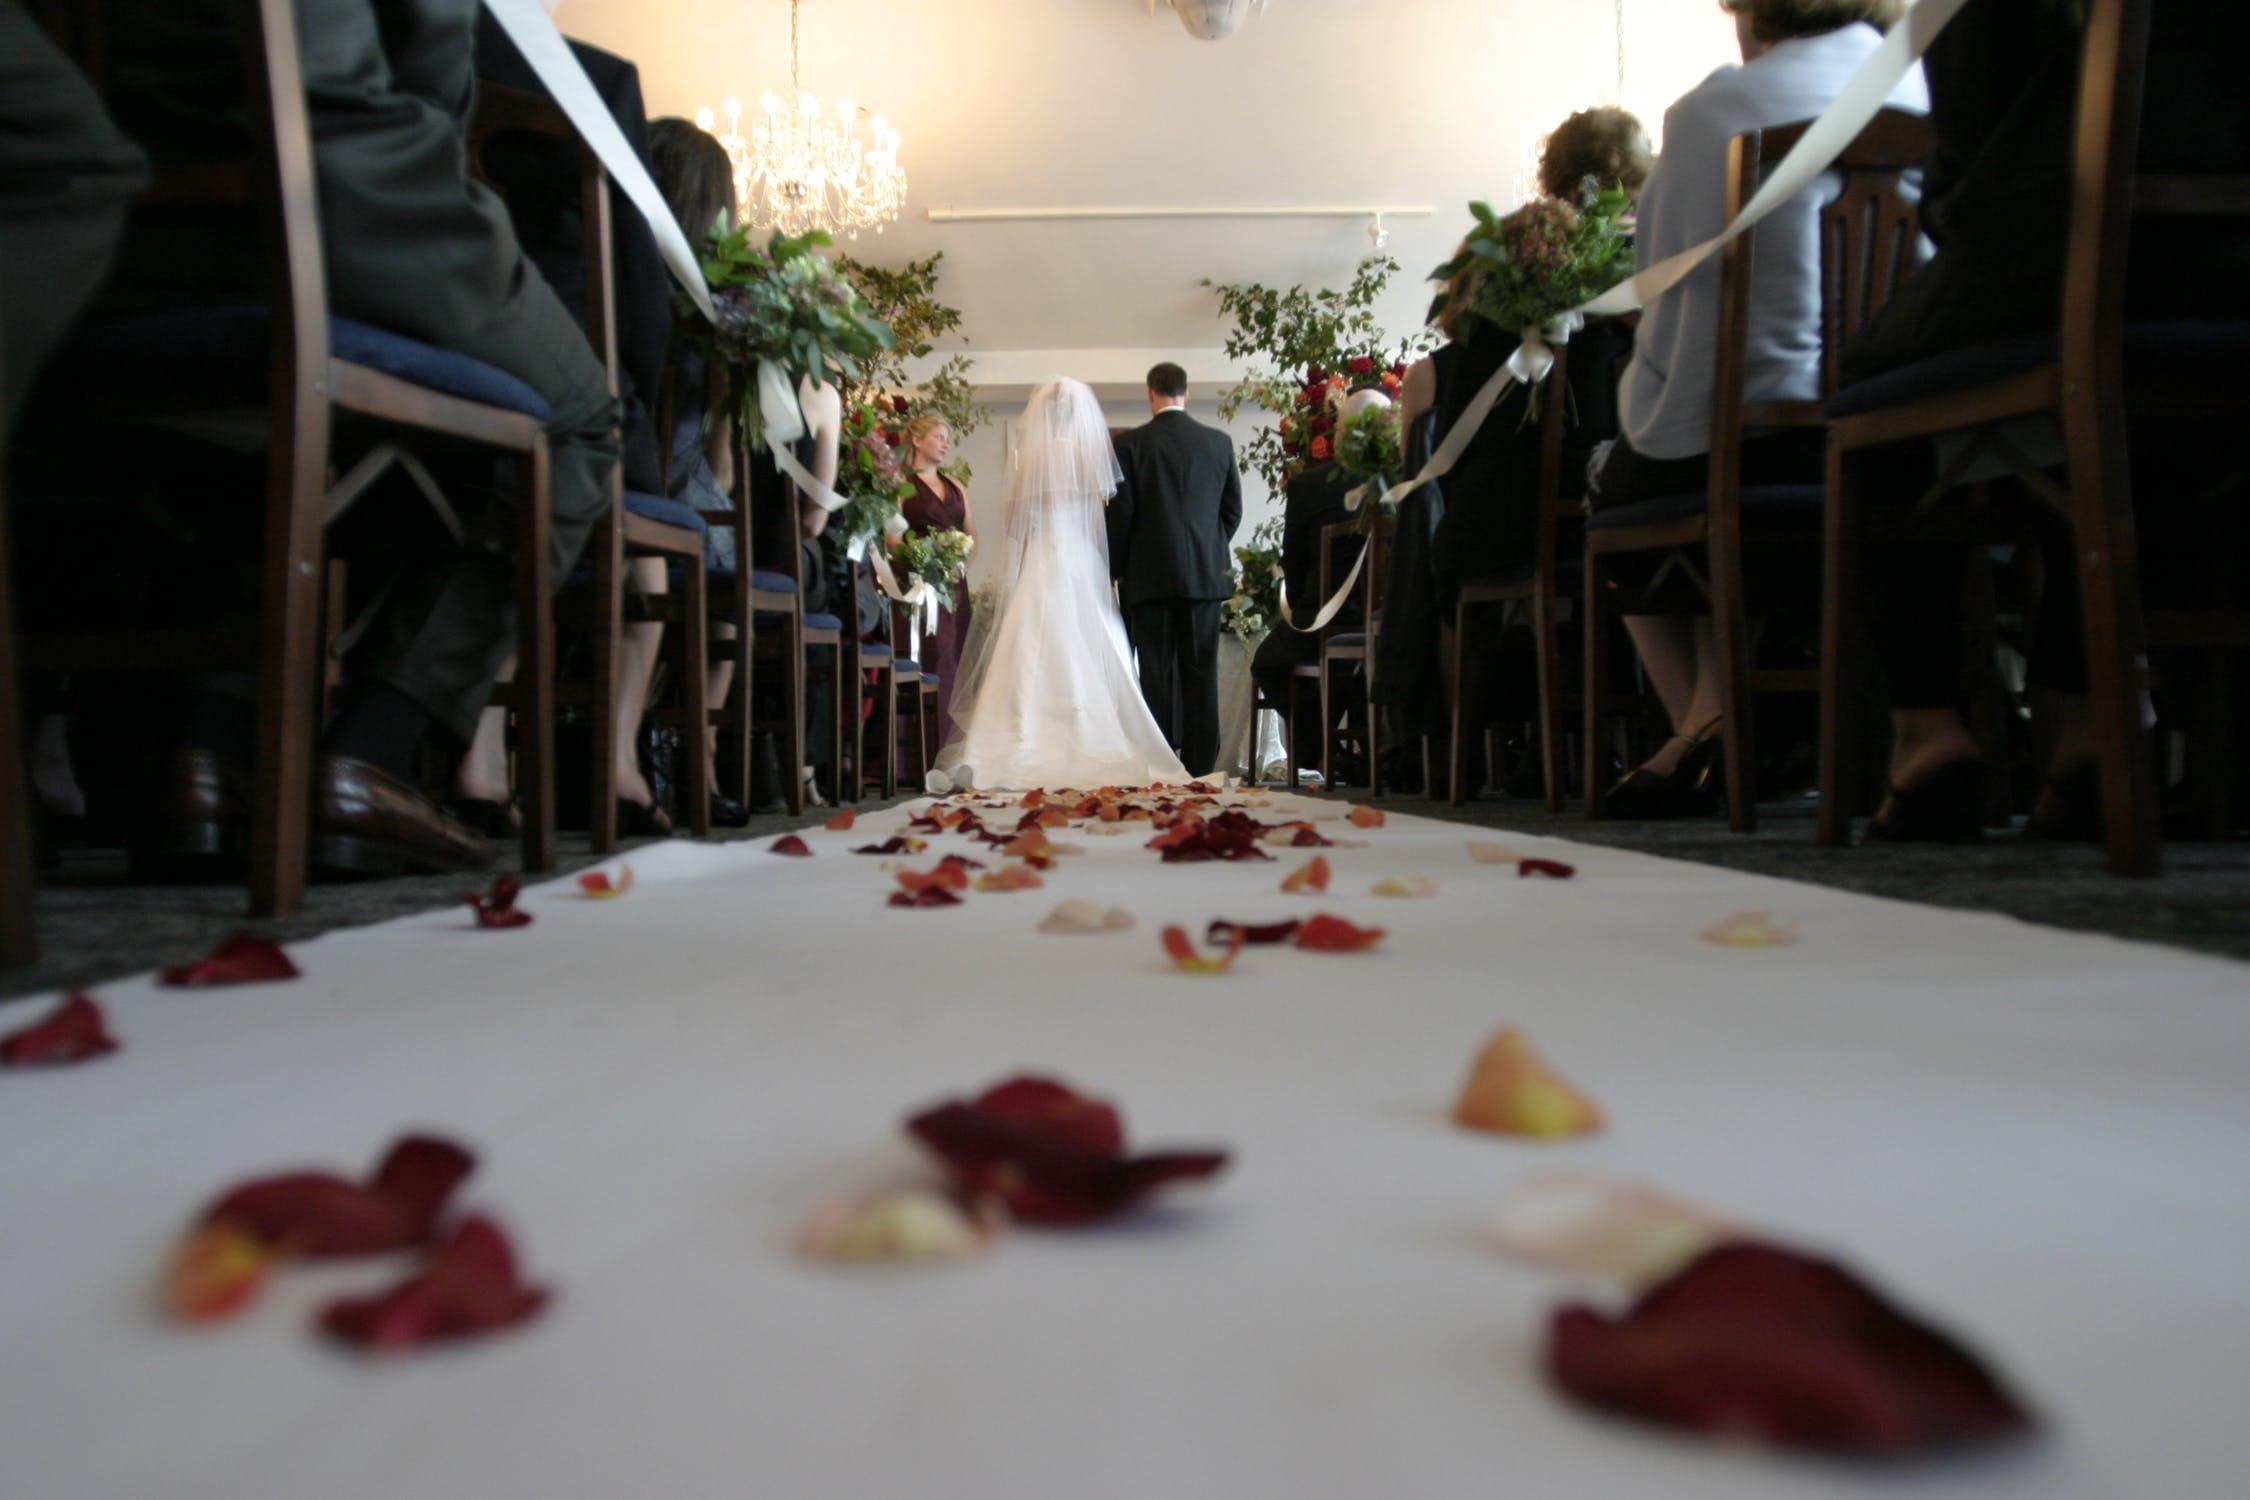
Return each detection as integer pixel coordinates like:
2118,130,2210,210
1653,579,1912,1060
8,788,2247,1001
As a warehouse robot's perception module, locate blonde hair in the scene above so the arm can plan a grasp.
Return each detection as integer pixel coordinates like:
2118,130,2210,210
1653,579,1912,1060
1719,0,1907,43
901,414,950,455
1539,107,1654,203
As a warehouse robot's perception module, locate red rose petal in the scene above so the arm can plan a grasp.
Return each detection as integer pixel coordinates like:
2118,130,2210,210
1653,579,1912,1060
906,1086,1228,1226
464,876,532,929
888,887,964,908
158,932,298,987
825,809,857,831
1162,924,1245,973
1,993,120,1066
1548,1241,2038,1457
770,834,814,857
320,1215,551,1354
1519,858,1577,880
853,836,925,855
1295,913,1386,952
1206,918,1302,947
970,1075,1126,1154
578,866,635,898
198,1134,476,1258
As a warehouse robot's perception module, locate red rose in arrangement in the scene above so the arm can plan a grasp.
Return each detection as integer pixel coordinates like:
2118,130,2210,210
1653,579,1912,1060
1310,435,1333,462
907,1074,1229,1225
1548,1241,2038,1458
1348,355,1375,375
1305,364,1326,384
891,395,911,414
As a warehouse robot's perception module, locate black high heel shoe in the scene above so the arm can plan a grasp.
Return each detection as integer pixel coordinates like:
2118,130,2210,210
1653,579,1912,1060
616,797,677,839
1602,729,1722,820
1863,758,1985,844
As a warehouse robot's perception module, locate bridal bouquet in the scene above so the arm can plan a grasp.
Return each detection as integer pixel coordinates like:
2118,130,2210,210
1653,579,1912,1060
1432,188,1634,348
1222,517,1284,641
896,527,973,610
833,402,914,555
685,227,894,452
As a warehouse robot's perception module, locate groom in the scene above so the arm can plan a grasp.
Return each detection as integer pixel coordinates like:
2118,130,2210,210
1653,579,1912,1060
1110,362,1243,777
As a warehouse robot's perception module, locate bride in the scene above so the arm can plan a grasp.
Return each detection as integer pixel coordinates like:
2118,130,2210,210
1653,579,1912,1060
933,378,1190,792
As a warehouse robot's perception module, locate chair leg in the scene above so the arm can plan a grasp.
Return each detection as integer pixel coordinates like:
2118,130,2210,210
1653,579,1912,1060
1817,440,1859,848
1366,661,1382,800
0,498,38,971
1284,675,1299,790
1583,555,1609,819
680,561,711,836
517,439,557,874
586,518,620,857
1318,660,1334,789
246,387,325,916
1709,544,1758,836
2064,393,2162,876
880,669,900,798
1449,601,1471,805
784,616,805,817
1533,588,1564,815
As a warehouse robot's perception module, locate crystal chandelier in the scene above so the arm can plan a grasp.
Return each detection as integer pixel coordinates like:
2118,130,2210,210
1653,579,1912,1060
1164,0,1271,41
696,0,906,240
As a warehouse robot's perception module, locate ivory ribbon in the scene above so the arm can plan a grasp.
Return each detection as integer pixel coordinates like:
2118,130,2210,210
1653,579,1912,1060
755,359,850,514
867,554,943,637
1277,0,1967,632
481,0,716,324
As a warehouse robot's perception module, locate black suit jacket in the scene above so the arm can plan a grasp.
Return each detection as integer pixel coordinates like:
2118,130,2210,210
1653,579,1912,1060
1109,409,1243,606
474,17,669,492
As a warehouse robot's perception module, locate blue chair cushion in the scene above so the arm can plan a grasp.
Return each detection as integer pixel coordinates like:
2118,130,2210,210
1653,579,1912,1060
747,569,799,595
623,490,708,534
1826,320,2250,419
859,643,894,661
894,659,922,673
62,307,552,419
1583,484,1824,532
1325,632,1369,649
801,611,844,631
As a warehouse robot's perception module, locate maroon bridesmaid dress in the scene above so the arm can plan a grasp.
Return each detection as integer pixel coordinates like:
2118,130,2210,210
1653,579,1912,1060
902,471,974,726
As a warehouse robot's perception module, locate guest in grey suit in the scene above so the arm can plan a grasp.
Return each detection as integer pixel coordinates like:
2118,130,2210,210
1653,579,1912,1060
1109,362,1243,777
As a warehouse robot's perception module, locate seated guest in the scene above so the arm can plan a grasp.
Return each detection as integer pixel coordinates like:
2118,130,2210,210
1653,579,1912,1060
1251,389,1389,773
1586,0,1924,818
103,0,619,876
1843,0,2250,840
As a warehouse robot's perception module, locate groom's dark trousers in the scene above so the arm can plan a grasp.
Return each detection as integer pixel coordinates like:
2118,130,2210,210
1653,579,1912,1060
1111,407,1243,777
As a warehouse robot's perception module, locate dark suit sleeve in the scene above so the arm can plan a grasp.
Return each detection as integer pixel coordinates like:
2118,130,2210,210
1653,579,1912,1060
1217,433,1243,548
1106,432,1135,580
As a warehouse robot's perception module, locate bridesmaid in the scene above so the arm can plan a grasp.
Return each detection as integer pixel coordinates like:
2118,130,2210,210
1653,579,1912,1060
897,415,977,725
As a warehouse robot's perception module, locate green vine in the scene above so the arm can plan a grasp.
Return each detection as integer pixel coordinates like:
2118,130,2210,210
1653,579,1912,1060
839,252,988,479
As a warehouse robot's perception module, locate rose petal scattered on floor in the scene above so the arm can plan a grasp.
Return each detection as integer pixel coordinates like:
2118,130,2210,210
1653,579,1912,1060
1348,805,1386,828
1491,1172,1736,1286
1518,858,1577,880
577,865,635,899
1372,876,1438,898
770,834,814,857
320,1215,551,1354
158,933,299,987
800,1188,1001,1264
1,993,120,1067
1039,900,1135,933
1548,1240,2039,1457
1281,854,1331,894
464,876,532,929
1700,910,1797,947
1468,841,1527,865
1162,924,1245,974
1453,1028,1603,1139
825,809,857,831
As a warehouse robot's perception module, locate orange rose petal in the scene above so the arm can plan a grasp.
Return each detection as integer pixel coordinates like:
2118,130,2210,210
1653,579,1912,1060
1700,910,1797,947
975,864,1045,892
1467,840,1527,865
825,809,858,832
1281,854,1332,894
1347,805,1387,828
1001,827,1051,857
1453,1027,1604,1139
165,1221,279,1323
1161,923,1244,974
1294,913,1386,952
577,864,635,898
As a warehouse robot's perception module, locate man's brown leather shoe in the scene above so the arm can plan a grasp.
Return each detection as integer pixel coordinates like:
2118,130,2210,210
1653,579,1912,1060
313,753,494,877
134,748,249,877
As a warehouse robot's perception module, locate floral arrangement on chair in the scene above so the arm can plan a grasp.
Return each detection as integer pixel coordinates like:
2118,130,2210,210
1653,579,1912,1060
1431,188,1634,352
686,227,894,452
1334,402,1404,513
832,402,915,556
895,528,974,610
1221,516,1284,641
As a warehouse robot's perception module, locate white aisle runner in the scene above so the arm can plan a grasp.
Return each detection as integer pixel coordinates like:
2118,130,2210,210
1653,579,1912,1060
2,791,2247,1500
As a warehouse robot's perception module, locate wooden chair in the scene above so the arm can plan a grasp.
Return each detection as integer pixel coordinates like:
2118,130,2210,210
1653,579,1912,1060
0,446,33,971
1449,341,1577,809
1316,512,1393,797
851,556,907,799
1584,108,1934,832
24,0,560,911
466,82,709,850
1819,0,2250,873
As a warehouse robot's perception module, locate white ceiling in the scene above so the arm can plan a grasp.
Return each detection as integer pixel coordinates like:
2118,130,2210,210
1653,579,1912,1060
552,0,1738,371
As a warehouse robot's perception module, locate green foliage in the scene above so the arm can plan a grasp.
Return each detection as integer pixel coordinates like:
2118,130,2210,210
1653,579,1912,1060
1202,256,1432,495
895,527,974,610
1336,404,1402,490
839,252,988,479
688,228,893,453
832,402,916,556
1221,516,1285,641
1431,188,1635,342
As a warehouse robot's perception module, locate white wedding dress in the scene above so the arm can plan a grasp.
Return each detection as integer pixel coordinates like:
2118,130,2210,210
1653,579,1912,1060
934,380,1189,792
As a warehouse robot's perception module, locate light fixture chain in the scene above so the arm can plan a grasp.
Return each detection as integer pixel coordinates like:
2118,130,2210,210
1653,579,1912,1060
1614,0,1626,102
791,0,801,90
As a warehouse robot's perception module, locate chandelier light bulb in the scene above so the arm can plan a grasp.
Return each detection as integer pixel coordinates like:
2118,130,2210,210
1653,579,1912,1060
694,106,714,130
